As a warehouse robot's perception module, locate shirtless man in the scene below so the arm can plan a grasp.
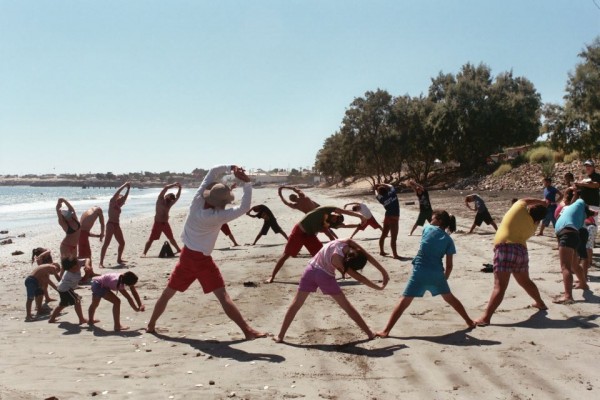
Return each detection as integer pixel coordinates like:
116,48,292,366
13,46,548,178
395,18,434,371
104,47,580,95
25,263,60,321
100,182,130,267
278,185,338,240
143,183,182,256
78,206,105,261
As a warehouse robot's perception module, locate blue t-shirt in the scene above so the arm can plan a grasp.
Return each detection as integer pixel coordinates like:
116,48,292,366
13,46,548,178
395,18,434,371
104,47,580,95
555,199,586,232
412,225,456,274
544,186,559,204
376,186,400,217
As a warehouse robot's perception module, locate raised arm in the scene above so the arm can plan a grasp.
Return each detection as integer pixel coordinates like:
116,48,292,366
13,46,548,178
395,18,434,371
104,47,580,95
346,239,390,286
444,254,454,279
520,198,548,207
464,196,475,211
174,183,182,202
334,208,367,224
113,182,131,203
409,180,424,193
344,202,360,209
157,185,172,205
278,186,294,207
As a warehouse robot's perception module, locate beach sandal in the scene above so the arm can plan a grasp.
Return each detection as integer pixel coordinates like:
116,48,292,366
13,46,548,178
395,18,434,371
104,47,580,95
480,263,493,273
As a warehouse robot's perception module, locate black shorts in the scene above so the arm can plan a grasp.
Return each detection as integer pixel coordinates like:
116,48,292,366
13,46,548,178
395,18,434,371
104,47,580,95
578,228,589,259
415,209,433,226
59,289,80,307
475,210,494,226
557,229,579,250
260,219,283,236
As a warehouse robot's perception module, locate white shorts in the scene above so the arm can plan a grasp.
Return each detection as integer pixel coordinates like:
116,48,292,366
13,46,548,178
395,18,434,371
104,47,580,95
587,224,598,249
590,205,600,226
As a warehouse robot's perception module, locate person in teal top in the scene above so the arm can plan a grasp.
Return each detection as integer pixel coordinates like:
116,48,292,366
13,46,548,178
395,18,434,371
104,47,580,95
377,210,475,337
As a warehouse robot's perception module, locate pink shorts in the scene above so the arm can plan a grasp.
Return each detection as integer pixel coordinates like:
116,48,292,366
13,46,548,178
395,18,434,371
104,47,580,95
284,224,323,257
168,247,225,293
297,265,342,295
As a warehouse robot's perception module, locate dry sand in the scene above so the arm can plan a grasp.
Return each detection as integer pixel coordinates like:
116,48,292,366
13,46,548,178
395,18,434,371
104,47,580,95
0,186,599,400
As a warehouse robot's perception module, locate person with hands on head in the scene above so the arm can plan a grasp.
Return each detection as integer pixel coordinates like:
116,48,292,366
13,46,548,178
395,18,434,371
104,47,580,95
374,183,401,259
266,206,367,283
143,183,183,256
278,185,320,214
273,239,389,343
146,164,266,339
100,182,131,267
78,206,105,261
377,210,475,338
56,198,81,259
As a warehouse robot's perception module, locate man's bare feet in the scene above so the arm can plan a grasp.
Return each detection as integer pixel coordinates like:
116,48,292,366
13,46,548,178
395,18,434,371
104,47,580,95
115,325,130,331
117,259,127,264
531,302,548,310
552,297,575,305
25,315,35,322
88,319,101,325
573,283,590,290
375,331,389,338
45,298,57,303
272,336,284,343
379,251,388,256
473,318,490,327
244,329,268,340
78,319,88,325
265,277,274,284
393,255,401,260
466,320,476,329
48,317,58,323
99,264,105,269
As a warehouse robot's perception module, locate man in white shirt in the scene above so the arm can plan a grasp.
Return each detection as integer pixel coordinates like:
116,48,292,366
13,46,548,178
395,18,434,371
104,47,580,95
146,164,265,339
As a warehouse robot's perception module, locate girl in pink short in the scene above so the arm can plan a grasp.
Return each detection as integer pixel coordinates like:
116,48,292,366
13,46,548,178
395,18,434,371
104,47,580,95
274,239,389,343
88,271,145,331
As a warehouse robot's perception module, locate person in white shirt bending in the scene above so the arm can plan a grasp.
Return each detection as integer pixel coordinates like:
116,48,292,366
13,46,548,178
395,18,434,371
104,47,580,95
146,164,265,340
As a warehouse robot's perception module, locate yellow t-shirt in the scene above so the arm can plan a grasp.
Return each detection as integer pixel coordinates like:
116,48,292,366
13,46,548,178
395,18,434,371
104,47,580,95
494,200,536,246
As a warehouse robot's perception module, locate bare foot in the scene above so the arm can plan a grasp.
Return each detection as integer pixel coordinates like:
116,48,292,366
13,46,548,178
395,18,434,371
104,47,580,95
141,254,147,258
117,259,127,264
45,298,57,303
573,283,590,290
531,302,548,310
264,277,274,284
473,318,490,327
99,264,105,269
78,319,88,325
393,255,401,260
379,252,388,256
25,316,35,322
48,318,58,323
244,329,268,340
367,330,376,340
375,331,389,338
146,326,156,333
88,319,101,325
272,336,284,343
536,233,543,236
552,297,574,305
115,325,130,331
466,320,476,329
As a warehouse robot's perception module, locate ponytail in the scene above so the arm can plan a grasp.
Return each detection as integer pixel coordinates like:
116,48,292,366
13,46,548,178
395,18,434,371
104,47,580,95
432,210,456,233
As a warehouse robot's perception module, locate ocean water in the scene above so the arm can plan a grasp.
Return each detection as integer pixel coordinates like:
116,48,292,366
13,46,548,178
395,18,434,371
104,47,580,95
0,186,197,234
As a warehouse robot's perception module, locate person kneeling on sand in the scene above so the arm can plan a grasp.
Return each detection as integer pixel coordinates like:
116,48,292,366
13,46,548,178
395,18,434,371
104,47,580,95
88,271,145,331
474,199,549,326
377,210,475,337
48,257,87,325
25,263,60,321
274,239,389,343
146,164,265,339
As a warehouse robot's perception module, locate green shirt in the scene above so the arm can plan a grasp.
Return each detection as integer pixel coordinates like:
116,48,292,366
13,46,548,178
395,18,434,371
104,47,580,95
300,206,337,235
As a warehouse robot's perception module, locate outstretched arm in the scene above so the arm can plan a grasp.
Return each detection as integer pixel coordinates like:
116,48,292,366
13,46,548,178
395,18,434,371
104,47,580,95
334,208,367,224
113,182,131,203
346,239,389,287
521,198,548,207
409,180,424,193
174,183,182,202
278,186,294,207
344,202,360,209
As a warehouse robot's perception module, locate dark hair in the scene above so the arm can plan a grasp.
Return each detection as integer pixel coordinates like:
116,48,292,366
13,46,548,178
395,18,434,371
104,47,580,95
564,172,574,180
377,186,389,196
351,205,360,212
61,257,78,271
528,205,547,223
433,210,456,233
343,251,368,272
329,214,344,228
585,206,596,218
511,198,518,204
31,247,49,264
564,188,575,203
544,177,552,183
119,271,138,286
289,193,298,202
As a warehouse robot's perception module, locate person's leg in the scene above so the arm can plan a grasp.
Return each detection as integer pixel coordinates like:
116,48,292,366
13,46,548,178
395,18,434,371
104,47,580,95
213,287,266,339
102,291,127,331
274,291,310,342
557,246,575,302
474,271,511,325
44,287,56,303
34,294,44,316
376,296,414,337
441,293,475,327
537,223,547,236
584,248,593,281
379,223,390,255
114,226,126,264
331,293,375,339
146,287,177,332
48,305,65,323
143,238,154,256
74,301,87,324
279,231,289,240
163,227,181,253
99,224,115,267
267,253,291,283
512,272,547,309
469,219,477,233
350,226,361,239
390,219,399,258
88,296,102,324
252,231,262,245
26,298,34,320
228,234,239,246
409,223,418,236
491,220,498,231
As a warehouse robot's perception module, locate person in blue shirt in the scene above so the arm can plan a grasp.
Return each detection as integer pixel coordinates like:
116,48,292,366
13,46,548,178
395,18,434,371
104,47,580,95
465,194,498,233
537,177,563,236
375,184,401,259
376,210,475,337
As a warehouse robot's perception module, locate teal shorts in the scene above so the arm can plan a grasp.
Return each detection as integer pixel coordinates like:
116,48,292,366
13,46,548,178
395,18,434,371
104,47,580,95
403,271,450,297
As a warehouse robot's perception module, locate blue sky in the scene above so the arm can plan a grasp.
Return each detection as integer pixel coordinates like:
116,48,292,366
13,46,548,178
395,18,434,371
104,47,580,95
1,1,599,175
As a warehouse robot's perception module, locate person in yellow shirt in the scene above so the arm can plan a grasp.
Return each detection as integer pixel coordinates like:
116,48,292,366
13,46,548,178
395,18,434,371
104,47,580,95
475,199,548,326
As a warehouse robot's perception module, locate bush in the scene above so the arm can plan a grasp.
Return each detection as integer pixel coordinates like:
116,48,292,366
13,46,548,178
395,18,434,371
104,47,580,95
541,160,555,177
553,150,565,162
526,146,554,164
492,163,512,177
510,154,527,168
563,151,580,163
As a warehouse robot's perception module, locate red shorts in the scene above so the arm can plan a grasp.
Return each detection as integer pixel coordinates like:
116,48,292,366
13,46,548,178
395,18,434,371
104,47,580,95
78,230,91,258
284,224,323,257
220,224,232,236
357,216,380,231
168,247,225,293
149,221,174,241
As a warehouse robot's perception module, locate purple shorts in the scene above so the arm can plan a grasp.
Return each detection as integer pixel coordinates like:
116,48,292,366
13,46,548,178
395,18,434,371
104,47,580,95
91,280,109,298
297,265,342,295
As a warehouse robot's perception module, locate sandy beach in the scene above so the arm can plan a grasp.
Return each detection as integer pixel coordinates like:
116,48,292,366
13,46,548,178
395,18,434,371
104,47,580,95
1,186,599,400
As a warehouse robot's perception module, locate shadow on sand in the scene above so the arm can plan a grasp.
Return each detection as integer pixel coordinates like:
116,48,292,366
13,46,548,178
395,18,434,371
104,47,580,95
495,310,599,329
284,338,407,358
152,333,285,363
392,327,501,347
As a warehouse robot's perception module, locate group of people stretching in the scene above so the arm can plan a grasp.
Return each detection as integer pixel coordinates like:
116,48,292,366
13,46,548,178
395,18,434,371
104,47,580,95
23,159,599,343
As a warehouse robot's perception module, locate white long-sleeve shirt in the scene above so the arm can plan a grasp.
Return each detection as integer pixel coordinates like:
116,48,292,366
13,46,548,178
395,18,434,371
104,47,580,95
181,164,252,254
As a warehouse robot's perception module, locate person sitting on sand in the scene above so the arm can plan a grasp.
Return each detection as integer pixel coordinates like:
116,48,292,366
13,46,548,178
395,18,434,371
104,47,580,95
408,180,433,236
553,198,593,304
100,182,130,267
465,194,498,233
374,183,401,259
474,199,548,326
143,183,182,256
537,177,563,236
32,248,60,303
377,210,475,337
25,263,60,321
48,257,87,325
56,198,80,259
78,206,105,261
344,202,382,239
246,204,288,245
88,271,145,331
146,164,265,339
266,206,366,283
274,239,389,343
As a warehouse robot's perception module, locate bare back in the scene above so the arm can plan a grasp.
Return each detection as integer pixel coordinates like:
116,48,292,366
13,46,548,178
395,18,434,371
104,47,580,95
80,207,102,231
31,264,58,287
155,198,173,223
294,197,319,214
